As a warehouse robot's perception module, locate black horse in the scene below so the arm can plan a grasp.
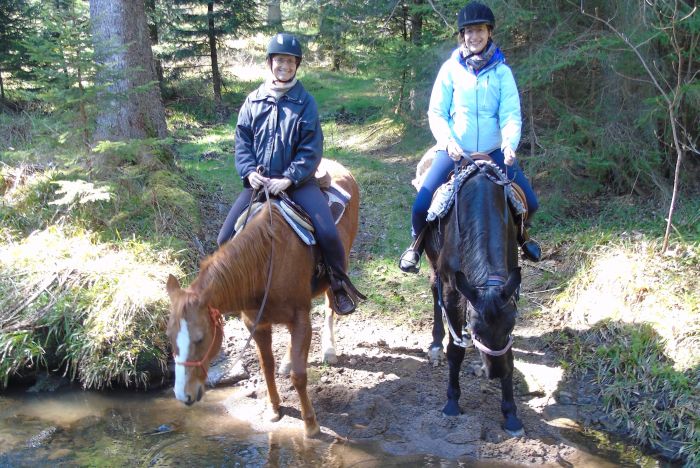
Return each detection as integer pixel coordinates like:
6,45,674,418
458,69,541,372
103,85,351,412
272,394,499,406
424,160,524,436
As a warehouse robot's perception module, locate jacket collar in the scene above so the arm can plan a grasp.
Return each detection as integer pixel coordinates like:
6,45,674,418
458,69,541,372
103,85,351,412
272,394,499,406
252,80,305,103
451,47,504,75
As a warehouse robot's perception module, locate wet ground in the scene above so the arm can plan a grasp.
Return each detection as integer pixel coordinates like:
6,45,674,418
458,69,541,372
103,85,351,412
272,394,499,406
0,300,668,467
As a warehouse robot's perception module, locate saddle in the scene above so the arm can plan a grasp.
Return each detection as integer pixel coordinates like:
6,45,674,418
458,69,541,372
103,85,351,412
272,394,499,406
425,158,528,234
233,182,352,246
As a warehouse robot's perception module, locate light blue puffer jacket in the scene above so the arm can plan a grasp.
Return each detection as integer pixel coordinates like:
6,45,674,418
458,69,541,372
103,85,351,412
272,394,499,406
427,47,521,154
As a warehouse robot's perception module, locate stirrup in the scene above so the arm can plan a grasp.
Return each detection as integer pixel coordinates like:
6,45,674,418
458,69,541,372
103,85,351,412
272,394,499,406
521,239,541,262
333,288,356,315
399,248,421,273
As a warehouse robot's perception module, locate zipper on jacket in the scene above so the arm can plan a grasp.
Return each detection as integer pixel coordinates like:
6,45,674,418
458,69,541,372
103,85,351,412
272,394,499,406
475,76,479,152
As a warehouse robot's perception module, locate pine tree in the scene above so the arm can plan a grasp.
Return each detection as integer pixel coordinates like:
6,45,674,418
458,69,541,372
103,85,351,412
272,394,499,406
0,0,36,103
168,0,259,110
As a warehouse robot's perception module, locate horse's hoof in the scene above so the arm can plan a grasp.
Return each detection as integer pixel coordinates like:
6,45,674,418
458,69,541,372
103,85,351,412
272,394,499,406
266,407,282,422
503,416,524,437
322,350,338,365
428,345,443,367
304,421,321,438
277,360,292,376
441,400,462,416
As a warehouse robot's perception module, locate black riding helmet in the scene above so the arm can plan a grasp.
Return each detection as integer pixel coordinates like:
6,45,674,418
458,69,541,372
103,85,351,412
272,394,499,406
457,2,496,30
267,33,303,64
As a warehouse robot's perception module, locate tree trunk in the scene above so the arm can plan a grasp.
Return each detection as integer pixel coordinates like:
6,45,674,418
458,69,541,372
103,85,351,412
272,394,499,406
0,69,4,101
207,1,222,108
267,0,282,28
89,0,167,144
145,0,164,90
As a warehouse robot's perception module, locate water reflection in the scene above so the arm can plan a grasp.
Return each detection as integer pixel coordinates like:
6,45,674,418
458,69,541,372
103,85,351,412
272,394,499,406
0,386,504,467
0,385,666,467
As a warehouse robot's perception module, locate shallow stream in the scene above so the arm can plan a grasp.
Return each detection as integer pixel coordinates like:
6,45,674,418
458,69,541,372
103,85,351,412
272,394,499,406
0,384,668,467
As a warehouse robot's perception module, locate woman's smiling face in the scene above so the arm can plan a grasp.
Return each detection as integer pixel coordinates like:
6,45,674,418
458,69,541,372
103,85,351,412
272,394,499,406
271,54,298,82
462,24,491,54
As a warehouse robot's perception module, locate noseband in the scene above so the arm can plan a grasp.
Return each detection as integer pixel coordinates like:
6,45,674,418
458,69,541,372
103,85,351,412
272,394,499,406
437,274,516,356
175,305,224,379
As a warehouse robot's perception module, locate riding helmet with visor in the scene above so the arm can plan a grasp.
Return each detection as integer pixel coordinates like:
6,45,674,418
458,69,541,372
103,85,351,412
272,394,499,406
458,2,496,30
267,33,303,64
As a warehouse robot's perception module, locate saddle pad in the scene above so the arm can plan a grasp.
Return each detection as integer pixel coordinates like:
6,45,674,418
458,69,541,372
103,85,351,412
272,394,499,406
233,182,352,246
426,161,526,222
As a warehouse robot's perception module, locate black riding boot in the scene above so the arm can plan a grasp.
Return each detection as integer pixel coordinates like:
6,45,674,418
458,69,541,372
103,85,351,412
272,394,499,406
329,270,361,316
518,217,541,262
399,228,427,273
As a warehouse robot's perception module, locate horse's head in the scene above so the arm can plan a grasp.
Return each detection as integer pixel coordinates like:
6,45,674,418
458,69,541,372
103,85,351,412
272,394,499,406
456,268,520,379
166,274,223,405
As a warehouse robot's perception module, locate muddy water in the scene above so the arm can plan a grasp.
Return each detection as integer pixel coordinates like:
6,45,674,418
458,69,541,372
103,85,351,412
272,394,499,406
0,385,666,467
0,385,510,467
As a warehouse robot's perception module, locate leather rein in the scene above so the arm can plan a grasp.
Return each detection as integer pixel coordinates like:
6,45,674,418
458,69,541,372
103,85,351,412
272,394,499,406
176,175,276,377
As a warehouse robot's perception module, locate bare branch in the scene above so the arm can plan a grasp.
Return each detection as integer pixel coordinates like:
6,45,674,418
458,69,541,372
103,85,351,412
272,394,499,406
426,0,454,31
574,0,672,106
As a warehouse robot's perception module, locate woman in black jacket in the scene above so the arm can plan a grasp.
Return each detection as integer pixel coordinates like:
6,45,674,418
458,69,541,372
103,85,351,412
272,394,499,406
217,33,356,315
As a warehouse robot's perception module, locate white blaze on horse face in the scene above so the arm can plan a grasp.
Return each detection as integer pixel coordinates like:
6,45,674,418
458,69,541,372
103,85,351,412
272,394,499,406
174,318,190,402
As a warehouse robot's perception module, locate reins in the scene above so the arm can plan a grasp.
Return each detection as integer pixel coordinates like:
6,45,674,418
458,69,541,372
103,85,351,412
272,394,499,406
437,161,516,356
178,174,276,377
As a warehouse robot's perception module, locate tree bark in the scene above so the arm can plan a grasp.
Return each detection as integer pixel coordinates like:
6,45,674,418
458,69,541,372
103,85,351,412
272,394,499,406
207,1,222,108
145,0,164,90
0,69,4,101
267,0,282,28
89,0,167,143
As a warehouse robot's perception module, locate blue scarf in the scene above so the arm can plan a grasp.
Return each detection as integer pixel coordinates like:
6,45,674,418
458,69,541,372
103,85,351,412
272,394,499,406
459,41,503,75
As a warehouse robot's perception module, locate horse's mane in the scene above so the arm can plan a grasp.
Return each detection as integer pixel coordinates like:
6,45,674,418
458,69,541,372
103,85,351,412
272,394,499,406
456,170,508,287
194,204,283,309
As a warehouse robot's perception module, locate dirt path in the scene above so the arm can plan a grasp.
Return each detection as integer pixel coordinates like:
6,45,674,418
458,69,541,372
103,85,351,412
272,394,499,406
209,291,624,466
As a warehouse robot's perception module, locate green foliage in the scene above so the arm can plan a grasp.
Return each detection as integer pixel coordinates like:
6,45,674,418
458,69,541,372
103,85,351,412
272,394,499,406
20,0,95,147
0,0,38,99
0,226,182,389
562,321,700,465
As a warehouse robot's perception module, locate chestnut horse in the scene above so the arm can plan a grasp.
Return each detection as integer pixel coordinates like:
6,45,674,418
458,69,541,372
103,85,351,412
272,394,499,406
165,159,360,437
424,161,524,436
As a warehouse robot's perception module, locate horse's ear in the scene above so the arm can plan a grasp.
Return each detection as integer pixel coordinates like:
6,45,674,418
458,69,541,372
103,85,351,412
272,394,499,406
502,267,521,299
166,274,181,297
455,271,478,304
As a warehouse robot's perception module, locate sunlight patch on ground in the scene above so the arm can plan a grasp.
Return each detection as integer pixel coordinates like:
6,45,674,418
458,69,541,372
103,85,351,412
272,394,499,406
553,241,699,370
514,359,563,399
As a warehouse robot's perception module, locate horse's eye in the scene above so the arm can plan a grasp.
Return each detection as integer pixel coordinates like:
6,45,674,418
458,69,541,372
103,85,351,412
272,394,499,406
193,337,204,345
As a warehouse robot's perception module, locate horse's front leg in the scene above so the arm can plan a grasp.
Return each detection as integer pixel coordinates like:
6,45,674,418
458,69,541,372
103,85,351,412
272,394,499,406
428,280,445,366
500,352,524,436
443,336,466,416
252,324,281,422
320,292,337,364
289,310,320,437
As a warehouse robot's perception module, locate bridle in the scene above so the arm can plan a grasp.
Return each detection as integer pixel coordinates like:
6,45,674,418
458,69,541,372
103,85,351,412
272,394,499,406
175,305,224,379
437,274,516,356
176,174,276,379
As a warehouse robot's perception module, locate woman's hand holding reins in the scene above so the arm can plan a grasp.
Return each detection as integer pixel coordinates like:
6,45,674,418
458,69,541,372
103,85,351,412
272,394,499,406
447,139,465,161
248,171,269,190
267,177,292,195
503,147,517,166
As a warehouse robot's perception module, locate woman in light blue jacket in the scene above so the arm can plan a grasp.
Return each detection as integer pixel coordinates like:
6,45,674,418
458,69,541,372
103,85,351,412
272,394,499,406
399,2,541,273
